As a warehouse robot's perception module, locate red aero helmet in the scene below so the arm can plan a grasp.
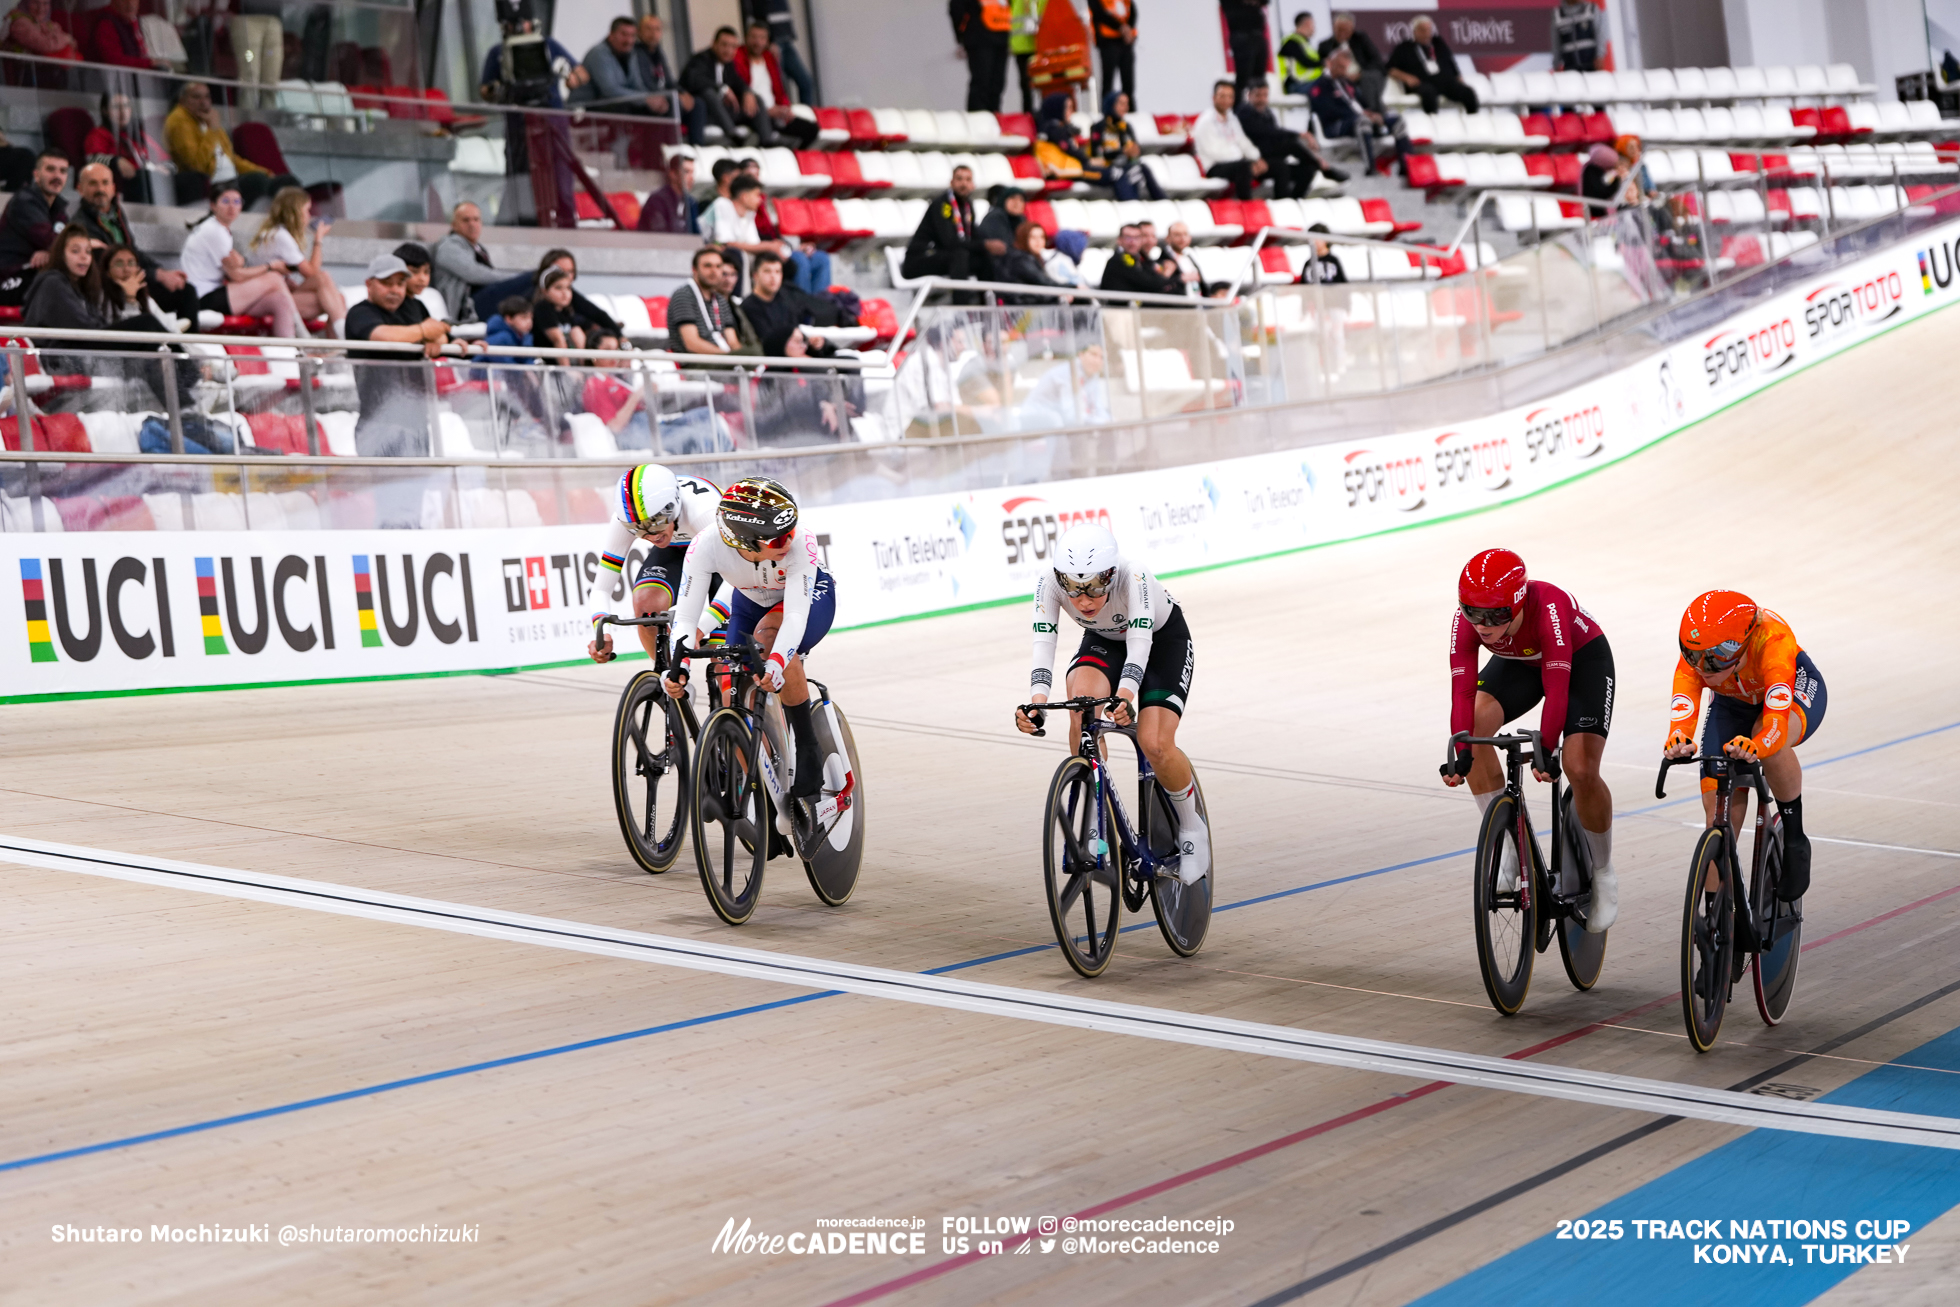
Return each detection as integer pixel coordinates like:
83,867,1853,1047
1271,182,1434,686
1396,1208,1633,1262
1679,589,1757,673
1458,549,1528,623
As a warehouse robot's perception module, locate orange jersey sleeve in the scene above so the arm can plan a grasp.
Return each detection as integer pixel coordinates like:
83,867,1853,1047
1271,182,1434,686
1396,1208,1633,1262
1668,659,1703,745
1742,614,1803,757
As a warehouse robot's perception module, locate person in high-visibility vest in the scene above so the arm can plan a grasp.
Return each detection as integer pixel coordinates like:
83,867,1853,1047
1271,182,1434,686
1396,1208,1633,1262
1091,0,1137,105
1009,0,1045,116
951,0,1014,114
1277,11,1323,92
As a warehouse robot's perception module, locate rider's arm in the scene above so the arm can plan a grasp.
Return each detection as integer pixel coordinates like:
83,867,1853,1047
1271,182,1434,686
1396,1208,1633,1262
596,517,635,582
1029,576,1061,694
1448,610,1478,758
1667,657,1703,746
766,534,822,671
667,538,714,666
1537,594,1574,754
1117,567,1157,700
1745,627,1802,757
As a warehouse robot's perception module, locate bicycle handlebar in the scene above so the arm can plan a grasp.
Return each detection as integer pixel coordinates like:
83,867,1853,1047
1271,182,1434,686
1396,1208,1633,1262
1445,729,1557,778
1018,696,1124,738
593,613,673,630
1655,751,1763,800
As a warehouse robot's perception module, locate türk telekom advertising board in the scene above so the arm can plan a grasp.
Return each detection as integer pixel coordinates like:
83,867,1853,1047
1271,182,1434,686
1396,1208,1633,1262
6,219,1959,699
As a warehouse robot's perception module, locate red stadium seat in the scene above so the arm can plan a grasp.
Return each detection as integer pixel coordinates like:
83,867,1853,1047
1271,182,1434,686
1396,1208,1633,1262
844,108,882,148
1819,106,1863,139
1790,108,1822,133
381,85,422,119
1522,153,1555,182
574,192,605,222
1009,153,1043,184
1360,197,1421,235
1551,154,1584,192
1729,152,1760,174
1581,112,1614,145
608,192,642,228
1208,198,1245,230
1238,199,1275,235
1025,198,1059,237
642,297,668,328
36,412,88,452
824,152,881,194
813,106,850,148
1520,113,1554,142
1403,153,1442,190
1550,113,1585,148
1765,188,1791,221
1258,246,1291,277
1721,234,1765,268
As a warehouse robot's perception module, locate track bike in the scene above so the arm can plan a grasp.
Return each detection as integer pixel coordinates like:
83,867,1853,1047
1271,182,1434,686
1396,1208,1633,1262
679,639,865,926
1020,695,1213,978
595,612,698,875
1447,729,1607,1016
1657,751,1803,1053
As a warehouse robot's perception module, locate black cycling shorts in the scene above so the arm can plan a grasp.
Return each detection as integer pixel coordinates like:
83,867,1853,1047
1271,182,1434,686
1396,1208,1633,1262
632,543,689,601
1699,650,1826,778
1067,604,1194,716
1477,634,1615,740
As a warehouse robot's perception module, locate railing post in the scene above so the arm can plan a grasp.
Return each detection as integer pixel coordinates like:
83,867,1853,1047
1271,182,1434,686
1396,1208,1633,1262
1694,152,1717,288
1471,205,1492,368
298,355,321,455
737,364,757,449
9,344,42,532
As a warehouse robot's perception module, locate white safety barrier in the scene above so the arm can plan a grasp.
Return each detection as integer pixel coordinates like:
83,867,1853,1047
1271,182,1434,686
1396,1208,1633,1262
5,219,1957,700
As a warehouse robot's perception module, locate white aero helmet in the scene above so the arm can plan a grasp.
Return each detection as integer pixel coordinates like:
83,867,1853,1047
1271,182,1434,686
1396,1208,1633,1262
617,464,681,533
1052,522,1121,598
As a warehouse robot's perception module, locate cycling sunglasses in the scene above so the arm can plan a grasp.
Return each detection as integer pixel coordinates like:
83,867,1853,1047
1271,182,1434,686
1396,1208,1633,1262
732,529,794,551
1681,640,1745,674
1055,567,1117,599
635,510,678,534
1460,603,1515,627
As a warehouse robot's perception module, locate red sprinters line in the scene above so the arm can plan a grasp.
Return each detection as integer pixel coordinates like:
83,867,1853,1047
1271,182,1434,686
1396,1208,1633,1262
817,885,1960,1306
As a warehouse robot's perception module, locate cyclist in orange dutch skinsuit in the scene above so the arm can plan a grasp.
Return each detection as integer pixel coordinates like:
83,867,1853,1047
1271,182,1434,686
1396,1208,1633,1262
1664,591,1828,900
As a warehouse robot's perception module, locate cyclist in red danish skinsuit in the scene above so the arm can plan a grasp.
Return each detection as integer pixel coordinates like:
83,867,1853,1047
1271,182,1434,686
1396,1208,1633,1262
1441,549,1619,932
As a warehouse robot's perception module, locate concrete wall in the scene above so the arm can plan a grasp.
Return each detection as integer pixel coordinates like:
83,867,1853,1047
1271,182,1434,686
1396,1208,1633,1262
1723,0,1931,98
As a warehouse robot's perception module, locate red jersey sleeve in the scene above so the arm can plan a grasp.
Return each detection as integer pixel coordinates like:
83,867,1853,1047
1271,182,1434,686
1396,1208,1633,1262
1535,586,1576,754
1448,609,1478,754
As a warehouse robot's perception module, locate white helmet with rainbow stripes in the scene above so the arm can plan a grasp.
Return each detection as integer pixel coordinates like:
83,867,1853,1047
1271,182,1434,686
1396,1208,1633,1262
615,464,681,534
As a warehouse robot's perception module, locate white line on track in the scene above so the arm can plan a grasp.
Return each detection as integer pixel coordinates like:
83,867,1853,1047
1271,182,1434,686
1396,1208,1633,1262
1664,820,1960,859
9,833,1960,1151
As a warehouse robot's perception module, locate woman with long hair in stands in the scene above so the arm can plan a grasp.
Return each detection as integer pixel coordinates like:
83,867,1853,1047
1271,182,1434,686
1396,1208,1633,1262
84,90,171,205
24,227,189,386
247,185,347,335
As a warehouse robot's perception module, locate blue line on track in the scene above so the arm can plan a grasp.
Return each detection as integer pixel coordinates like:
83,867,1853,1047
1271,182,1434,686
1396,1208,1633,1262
3,720,1953,1175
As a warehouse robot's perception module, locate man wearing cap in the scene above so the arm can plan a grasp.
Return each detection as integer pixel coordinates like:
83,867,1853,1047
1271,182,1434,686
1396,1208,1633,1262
345,252,450,470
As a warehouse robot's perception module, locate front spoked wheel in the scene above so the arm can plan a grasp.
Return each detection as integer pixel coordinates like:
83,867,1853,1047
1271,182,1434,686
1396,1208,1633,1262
1043,755,1123,978
1555,791,1607,991
612,671,691,874
1753,821,1802,1025
1472,793,1536,1015
1144,775,1211,957
1682,827,1734,1052
691,707,768,925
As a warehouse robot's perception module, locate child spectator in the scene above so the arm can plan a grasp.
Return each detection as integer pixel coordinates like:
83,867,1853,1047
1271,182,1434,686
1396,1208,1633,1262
485,296,534,351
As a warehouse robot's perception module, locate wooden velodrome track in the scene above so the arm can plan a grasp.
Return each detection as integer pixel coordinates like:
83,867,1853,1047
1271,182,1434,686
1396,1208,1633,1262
5,305,1960,1307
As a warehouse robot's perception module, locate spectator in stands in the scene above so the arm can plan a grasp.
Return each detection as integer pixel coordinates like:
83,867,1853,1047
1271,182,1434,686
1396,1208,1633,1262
480,2,587,206
1551,0,1599,72
178,181,302,338
433,202,501,324
638,153,700,235
1278,12,1322,92
1101,223,1180,295
738,250,848,358
635,13,684,107
736,155,832,294
585,15,675,116
1020,342,1109,428
101,244,181,330
681,26,776,146
1388,15,1478,114
532,268,592,349
246,185,346,335
85,0,166,70
1088,92,1165,201
1041,227,1086,287
1009,0,1042,115
1032,90,1107,188
0,149,68,306
4,0,79,63
346,252,449,465
1311,49,1402,170
668,246,742,355
72,162,198,324
0,125,30,193
393,243,449,322
1320,11,1387,112
995,220,1068,302
976,185,1027,264
1580,142,1625,206
749,0,816,105
950,0,1012,114
1295,223,1347,283
580,352,653,449
471,248,623,340
1616,134,1659,203
1239,81,1344,198
736,20,818,147
1092,0,1137,103
1192,80,1267,201
166,82,296,209
1164,221,1226,297
707,173,780,295
25,227,181,379
902,163,988,286
1220,0,1271,98
84,92,169,206
484,296,533,353
894,320,998,437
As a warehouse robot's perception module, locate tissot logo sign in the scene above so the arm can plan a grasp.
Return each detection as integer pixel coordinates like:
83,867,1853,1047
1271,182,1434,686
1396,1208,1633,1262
1342,448,1426,511
999,496,1111,565
1802,273,1905,341
1432,430,1513,492
1701,317,1797,389
1522,404,1604,462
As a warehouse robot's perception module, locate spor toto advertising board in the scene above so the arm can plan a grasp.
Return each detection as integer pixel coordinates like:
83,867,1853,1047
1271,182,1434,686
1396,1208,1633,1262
7,220,1959,699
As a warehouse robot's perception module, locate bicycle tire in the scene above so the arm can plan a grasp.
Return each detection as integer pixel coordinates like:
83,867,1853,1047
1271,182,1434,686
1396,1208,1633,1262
1555,789,1607,991
1144,773,1211,958
1753,815,1802,1025
1043,754,1122,978
611,671,690,875
1472,793,1535,1016
691,707,768,926
798,701,865,908
1681,826,1734,1053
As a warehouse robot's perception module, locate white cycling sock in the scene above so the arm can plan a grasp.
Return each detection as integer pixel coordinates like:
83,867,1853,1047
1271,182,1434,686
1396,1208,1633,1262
1166,778,1201,827
1584,825,1612,869
1473,789,1499,819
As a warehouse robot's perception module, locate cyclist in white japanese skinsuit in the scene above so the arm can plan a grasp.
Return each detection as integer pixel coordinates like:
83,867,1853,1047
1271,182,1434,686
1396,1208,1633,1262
664,478,838,798
1012,522,1206,882
586,465,724,664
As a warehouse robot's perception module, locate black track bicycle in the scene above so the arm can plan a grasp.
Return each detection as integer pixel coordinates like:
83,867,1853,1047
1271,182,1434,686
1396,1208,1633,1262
1020,696,1213,978
1447,730,1607,1016
596,613,698,875
1657,752,1803,1053
680,639,865,926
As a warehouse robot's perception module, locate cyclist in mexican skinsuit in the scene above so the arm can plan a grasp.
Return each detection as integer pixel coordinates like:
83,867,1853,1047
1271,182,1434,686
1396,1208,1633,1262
664,478,837,798
1441,548,1619,932
587,465,723,664
1665,590,1825,900
1012,522,1207,883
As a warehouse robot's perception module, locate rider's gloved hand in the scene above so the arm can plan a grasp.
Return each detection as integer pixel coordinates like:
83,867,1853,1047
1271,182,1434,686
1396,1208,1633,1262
1534,750,1561,783
1108,693,1136,726
1723,734,1760,762
761,652,788,693
1440,751,1473,782
1664,728,1695,759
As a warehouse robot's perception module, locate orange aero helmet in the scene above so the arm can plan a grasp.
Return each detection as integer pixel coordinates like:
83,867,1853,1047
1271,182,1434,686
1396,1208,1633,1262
1679,589,1756,674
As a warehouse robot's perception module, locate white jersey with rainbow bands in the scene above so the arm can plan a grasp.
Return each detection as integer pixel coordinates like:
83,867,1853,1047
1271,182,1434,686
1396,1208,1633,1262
596,468,721,578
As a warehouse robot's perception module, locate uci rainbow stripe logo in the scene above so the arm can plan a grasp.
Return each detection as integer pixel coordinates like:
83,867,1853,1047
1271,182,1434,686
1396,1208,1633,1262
352,556,382,648
18,558,54,662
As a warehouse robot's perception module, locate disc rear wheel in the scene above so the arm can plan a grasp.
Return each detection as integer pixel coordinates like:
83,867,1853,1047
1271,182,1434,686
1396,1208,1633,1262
1555,792,1607,991
1752,821,1803,1025
1472,793,1536,1015
1145,775,1211,958
1043,755,1122,978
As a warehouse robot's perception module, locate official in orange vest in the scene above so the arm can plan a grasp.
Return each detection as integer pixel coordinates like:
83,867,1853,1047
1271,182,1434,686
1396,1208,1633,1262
950,0,1014,114
1092,0,1137,103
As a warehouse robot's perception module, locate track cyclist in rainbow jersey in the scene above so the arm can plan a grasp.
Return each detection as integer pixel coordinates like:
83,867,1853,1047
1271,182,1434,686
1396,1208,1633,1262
1665,591,1825,900
587,465,723,664
1441,548,1619,931
1013,523,1206,882
664,478,837,798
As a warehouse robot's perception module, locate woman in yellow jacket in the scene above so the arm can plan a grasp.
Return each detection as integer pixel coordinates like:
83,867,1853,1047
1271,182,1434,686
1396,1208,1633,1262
164,81,295,209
